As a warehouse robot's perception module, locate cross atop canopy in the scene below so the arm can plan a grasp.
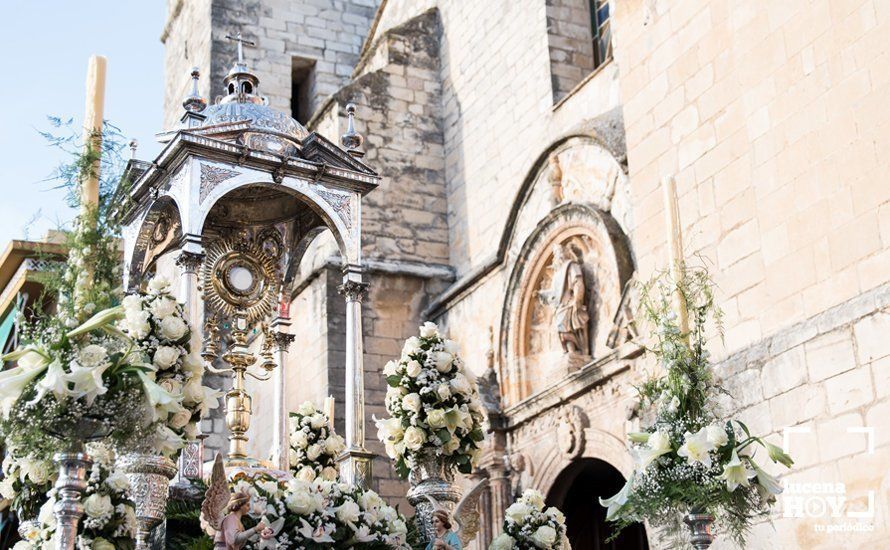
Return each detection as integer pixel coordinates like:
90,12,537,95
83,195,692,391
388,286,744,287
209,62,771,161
225,32,255,63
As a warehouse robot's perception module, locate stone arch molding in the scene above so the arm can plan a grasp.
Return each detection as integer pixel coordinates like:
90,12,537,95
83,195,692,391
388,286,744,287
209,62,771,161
497,137,634,406
196,167,359,266
124,195,183,290
533,426,634,495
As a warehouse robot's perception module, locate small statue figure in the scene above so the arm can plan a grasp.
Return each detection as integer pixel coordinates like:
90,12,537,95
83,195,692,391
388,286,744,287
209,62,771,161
201,454,268,550
538,242,591,355
423,479,488,549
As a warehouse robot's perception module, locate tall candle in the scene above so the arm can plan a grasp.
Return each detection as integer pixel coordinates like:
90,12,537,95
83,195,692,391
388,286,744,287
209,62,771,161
80,55,106,219
662,175,690,337
323,396,335,426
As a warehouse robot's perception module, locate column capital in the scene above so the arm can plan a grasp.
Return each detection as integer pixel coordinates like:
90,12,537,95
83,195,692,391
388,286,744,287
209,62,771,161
175,250,205,273
272,331,295,352
338,280,369,302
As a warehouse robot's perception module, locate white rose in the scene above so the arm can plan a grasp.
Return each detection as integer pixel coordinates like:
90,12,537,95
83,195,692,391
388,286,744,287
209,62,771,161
490,533,515,550
0,478,15,499
298,401,316,415
159,316,188,341
39,497,55,528
531,525,557,547
706,424,729,447
291,430,309,449
382,360,398,377
309,414,326,429
433,351,453,373
443,339,460,355
336,499,361,523
147,276,172,294
83,493,114,518
405,360,422,378
159,378,182,395
442,436,460,454
321,466,339,481
153,345,181,369
436,384,451,401
306,444,322,461
297,466,317,482
426,409,447,429
122,294,142,313
169,409,191,429
78,344,107,367
546,506,566,524
124,310,151,339
403,427,426,451
286,490,316,514
376,417,403,443
149,296,178,320
523,489,545,509
13,541,31,550
289,448,299,467
449,373,471,395
401,337,420,357
92,538,116,550
419,322,438,338
402,393,421,413
24,460,54,485
182,379,203,405
324,434,345,455
105,471,130,492
505,501,531,523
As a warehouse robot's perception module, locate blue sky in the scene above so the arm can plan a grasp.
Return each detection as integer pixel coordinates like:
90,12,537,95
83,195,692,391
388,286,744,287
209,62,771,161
0,1,165,246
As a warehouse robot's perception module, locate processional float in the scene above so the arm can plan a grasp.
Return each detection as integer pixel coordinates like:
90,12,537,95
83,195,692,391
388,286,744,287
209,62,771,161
118,34,379,538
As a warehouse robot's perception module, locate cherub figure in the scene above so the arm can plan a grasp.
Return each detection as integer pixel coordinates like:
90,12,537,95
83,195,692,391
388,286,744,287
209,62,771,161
201,454,268,550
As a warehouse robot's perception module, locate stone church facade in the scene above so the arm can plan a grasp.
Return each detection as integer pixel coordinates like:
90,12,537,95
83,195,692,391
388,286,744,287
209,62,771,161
158,0,890,548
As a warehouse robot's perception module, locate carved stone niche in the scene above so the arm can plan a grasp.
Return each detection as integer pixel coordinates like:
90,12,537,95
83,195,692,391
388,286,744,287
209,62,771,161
502,204,633,405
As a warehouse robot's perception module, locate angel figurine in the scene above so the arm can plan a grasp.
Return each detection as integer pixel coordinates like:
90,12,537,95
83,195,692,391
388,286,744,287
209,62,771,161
201,454,269,550
424,479,489,549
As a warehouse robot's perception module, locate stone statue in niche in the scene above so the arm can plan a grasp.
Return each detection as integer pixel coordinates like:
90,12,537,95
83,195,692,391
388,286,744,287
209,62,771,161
537,242,590,356
548,153,565,206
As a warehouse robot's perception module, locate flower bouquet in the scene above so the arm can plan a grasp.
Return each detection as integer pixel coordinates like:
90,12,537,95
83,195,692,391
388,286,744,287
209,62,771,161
117,276,222,454
489,489,569,550
13,443,137,550
226,473,410,549
599,267,793,546
375,322,486,477
286,401,345,482
0,448,57,523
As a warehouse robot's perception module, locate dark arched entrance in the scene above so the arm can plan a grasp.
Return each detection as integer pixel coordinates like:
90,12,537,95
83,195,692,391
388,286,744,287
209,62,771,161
546,458,648,550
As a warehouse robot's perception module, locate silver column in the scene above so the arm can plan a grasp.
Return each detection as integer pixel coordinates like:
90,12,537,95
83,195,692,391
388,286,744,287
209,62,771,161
271,316,294,472
175,248,204,355
337,268,373,488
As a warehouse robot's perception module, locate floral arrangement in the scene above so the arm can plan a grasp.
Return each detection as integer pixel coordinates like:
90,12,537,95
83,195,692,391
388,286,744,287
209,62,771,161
227,473,410,549
0,448,56,522
599,266,793,546
14,443,136,550
0,275,220,459
286,401,345,482
375,322,486,478
489,489,568,550
118,276,222,454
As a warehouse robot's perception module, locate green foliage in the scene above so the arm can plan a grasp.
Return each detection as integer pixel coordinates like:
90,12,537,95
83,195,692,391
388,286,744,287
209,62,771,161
165,490,213,550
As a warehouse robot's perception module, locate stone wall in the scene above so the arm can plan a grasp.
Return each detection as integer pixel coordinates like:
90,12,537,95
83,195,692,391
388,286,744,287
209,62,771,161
162,0,378,129
546,0,596,102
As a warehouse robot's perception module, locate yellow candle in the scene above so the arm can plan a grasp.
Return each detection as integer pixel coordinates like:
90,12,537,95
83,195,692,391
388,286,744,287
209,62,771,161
80,55,107,218
662,175,690,337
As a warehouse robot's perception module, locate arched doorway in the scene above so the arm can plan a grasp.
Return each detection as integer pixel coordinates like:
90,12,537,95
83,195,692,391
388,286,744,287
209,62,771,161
546,458,648,550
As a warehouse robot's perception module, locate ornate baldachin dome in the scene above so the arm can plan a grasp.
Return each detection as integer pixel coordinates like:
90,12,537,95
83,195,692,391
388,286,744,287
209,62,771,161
180,33,308,155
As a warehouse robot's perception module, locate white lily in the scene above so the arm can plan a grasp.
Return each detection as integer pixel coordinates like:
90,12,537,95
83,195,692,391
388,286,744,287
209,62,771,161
599,476,633,521
67,362,113,406
633,430,672,470
30,359,72,404
67,306,125,338
751,461,783,495
0,349,49,415
137,371,181,420
297,518,335,543
720,449,754,492
677,427,716,467
196,385,224,418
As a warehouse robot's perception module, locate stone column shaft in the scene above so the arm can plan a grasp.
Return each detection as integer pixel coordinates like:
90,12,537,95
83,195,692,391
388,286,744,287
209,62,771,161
175,250,204,355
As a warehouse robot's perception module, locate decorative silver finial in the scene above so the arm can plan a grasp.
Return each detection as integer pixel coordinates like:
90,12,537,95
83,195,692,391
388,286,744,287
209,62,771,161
182,67,207,113
341,103,364,158
226,32,255,64
128,139,139,159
